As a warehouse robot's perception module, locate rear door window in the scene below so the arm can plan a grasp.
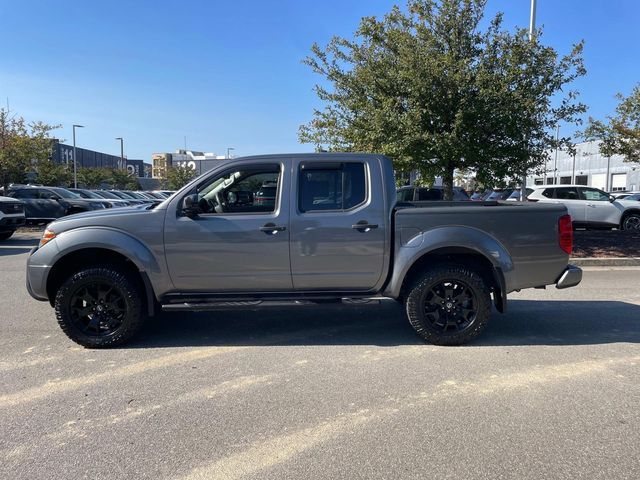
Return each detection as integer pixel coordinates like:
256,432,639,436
554,187,580,200
417,188,442,200
299,162,366,212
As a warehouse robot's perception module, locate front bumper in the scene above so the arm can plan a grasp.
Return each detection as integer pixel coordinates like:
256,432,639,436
26,246,51,302
0,215,25,231
555,264,582,289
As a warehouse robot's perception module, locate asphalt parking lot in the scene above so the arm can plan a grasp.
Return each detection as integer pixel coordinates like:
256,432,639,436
1,232,639,480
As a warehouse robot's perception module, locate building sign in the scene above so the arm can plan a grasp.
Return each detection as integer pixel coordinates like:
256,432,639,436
126,159,145,177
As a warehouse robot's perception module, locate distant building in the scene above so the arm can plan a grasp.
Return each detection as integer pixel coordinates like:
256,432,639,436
152,150,228,179
126,159,152,178
51,140,125,170
527,140,639,192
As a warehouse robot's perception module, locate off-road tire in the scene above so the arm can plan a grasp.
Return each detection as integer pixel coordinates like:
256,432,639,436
54,266,145,348
405,265,492,346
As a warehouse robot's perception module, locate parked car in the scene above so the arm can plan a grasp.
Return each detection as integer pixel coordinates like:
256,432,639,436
483,188,516,201
68,188,129,208
8,186,108,222
254,181,278,208
26,153,581,348
397,185,470,202
611,191,640,200
506,188,534,201
0,196,25,240
104,190,147,205
527,185,640,230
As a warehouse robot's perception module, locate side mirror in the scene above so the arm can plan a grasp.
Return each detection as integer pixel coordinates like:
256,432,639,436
182,194,200,218
609,195,616,203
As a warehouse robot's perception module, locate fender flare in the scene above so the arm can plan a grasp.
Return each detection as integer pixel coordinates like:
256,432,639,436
46,227,162,315
384,226,514,304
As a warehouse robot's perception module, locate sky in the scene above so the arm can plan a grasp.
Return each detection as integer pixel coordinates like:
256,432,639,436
1,0,638,161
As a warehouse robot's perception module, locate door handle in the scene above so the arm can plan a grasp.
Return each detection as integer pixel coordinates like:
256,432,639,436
260,223,286,234
352,221,379,232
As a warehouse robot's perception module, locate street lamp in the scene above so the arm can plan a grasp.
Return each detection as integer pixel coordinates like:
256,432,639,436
226,147,235,159
72,124,84,188
115,137,124,169
520,0,537,201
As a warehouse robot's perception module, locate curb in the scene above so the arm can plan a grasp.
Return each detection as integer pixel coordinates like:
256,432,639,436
570,257,640,267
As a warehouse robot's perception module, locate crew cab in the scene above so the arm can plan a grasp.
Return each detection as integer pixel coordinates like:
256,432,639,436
26,154,582,348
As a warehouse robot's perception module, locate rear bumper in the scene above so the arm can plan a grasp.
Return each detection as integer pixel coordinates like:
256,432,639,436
555,264,582,289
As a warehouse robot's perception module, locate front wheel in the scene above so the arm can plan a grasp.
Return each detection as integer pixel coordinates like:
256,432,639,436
622,213,640,230
405,265,492,346
54,266,145,348
0,230,14,241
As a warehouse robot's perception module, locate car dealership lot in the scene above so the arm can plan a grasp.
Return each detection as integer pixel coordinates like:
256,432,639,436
1,232,639,480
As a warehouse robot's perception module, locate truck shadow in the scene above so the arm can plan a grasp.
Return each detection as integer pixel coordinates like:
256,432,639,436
131,299,640,348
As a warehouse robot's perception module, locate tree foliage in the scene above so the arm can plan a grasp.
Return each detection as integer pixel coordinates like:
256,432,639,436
166,164,197,190
33,159,71,186
300,0,586,198
77,167,111,189
582,84,640,163
110,168,140,190
0,109,60,191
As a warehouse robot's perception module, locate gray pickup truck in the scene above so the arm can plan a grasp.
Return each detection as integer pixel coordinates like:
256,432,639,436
26,153,582,348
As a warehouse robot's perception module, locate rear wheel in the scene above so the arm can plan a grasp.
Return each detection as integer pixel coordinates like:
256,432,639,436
54,266,145,348
405,265,492,346
0,230,14,240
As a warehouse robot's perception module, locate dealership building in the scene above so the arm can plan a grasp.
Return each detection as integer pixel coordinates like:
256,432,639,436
51,140,151,178
152,150,228,178
526,140,639,192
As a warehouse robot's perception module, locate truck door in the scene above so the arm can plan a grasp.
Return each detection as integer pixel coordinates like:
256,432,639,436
163,161,293,292
289,158,386,291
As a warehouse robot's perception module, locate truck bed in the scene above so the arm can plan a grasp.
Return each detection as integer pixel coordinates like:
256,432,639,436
393,201,569,293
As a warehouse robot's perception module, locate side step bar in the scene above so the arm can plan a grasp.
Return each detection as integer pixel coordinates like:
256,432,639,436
161,298,382,312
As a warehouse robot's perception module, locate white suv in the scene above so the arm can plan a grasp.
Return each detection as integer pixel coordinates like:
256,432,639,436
527,185,640,230
0,196,26,240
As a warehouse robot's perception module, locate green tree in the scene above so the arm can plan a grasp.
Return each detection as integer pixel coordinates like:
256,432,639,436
77,167,110,189
0,109,60,191
110,168,140,190
582,84,640,163
299,0,586,198
166,164,197,190
33,159,71,186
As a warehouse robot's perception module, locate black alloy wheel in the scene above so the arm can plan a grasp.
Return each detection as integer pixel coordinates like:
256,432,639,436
55,266,145,348
422,279,477,333
405,265,492,346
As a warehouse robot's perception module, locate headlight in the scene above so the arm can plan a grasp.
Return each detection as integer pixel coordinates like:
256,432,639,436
39,228,56,248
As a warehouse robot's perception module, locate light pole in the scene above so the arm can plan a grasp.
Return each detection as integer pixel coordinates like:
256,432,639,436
72,124,84,188
115,137,124,169
521,0,537,201
553,124,560,185
226,147,235,159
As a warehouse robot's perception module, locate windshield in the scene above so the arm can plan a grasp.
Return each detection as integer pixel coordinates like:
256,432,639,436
93,190,119,199
48,187,80,199
77,189,102,199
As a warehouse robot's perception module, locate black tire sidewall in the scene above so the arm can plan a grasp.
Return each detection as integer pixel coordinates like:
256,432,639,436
55,266,144,348
405,265,492,346
0,231,14,240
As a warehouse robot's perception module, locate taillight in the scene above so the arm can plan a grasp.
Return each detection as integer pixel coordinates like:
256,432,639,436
558,215,573,255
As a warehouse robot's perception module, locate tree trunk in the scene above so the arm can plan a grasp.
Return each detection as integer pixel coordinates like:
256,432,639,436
442,162,455,201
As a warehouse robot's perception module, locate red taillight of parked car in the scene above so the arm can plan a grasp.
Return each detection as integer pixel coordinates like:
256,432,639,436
558,214,573,255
